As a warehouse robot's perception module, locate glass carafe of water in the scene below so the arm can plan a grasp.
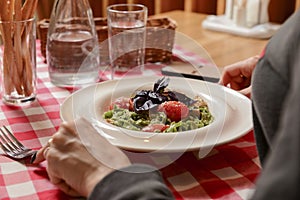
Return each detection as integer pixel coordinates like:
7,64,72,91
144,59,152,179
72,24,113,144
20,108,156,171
46,0,100,87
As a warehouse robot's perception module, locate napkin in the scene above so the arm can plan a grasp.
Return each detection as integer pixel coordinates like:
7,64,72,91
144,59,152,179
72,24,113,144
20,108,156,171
202,15,281,39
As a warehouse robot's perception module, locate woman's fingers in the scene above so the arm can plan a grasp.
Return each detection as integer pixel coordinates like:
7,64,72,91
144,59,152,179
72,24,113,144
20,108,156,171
239,86,252,98
32,138,53,164
32,121,73,164
219,56,259,99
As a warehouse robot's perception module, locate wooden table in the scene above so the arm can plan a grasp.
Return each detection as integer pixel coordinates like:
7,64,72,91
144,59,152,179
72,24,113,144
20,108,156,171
156,10,269,68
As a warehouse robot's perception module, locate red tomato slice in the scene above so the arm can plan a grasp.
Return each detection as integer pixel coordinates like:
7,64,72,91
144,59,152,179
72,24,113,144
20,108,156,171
142,124,169,132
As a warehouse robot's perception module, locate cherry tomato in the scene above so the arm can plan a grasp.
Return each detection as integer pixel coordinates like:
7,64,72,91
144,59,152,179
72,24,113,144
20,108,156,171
158,101,189,122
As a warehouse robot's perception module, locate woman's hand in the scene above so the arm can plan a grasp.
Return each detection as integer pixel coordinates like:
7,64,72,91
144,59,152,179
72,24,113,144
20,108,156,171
33,118,131,197
219,55,260,98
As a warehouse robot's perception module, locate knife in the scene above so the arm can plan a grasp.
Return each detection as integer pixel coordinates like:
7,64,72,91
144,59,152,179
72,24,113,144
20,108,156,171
161,66,220,83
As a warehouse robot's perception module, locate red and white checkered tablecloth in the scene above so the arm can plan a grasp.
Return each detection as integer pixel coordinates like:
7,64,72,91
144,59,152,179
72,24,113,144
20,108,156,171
0,41,261,200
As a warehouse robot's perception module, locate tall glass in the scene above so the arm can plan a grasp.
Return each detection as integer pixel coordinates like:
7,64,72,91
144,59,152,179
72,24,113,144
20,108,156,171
107,4,148,79
0,18,37,106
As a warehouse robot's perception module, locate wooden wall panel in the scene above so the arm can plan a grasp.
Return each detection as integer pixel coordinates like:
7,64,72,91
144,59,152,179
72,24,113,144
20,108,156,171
36,0,55,20
37,0,218,20
217,0,225,15
37,0,106,19
133,0,155,15
36,0,300,21
160,0,185,13
88,0,104,17
191,0,218,15
268,0,296,23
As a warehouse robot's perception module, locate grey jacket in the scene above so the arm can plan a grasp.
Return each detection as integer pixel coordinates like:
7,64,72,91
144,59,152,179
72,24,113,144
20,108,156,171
251,8,300,200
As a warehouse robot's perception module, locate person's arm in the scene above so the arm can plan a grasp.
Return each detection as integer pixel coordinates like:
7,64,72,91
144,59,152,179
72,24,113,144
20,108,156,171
33,118,174,199
89,164,174,200
219,55,259,98
251,56,300,199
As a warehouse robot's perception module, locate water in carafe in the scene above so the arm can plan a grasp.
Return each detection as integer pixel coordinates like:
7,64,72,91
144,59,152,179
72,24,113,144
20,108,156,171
46,0,100,87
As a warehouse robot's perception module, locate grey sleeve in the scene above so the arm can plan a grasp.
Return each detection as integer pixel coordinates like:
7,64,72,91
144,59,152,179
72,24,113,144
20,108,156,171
251,54,300,200
88,164,174,200
251,10,300,166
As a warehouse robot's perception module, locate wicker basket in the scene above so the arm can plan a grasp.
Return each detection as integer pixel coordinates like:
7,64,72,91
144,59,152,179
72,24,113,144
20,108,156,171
37,17,177,65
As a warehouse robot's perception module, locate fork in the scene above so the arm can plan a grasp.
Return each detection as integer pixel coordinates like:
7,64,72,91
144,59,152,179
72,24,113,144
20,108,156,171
0,126,36,159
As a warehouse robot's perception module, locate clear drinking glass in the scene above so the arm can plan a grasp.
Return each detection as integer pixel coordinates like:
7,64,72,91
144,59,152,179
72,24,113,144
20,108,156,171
107,4,148,79
0,18,37,106
46,0,100,87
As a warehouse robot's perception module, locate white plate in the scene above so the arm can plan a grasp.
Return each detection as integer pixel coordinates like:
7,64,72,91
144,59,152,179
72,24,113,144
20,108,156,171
60,76,252,153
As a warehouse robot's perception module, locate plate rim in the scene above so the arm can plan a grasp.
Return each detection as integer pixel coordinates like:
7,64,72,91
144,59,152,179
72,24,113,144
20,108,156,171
60,76,253,152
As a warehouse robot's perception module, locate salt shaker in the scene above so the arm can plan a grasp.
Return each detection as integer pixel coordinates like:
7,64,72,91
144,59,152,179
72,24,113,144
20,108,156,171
225,0,234,19
46,0,100,87
233,0,246,27
246,0,270,28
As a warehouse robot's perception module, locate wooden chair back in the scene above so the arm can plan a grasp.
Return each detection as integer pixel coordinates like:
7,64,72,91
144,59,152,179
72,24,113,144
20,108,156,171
36,0,299,23
36,0,219,20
